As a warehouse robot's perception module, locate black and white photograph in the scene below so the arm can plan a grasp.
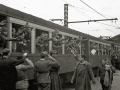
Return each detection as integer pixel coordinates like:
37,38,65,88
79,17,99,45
0,0,120,90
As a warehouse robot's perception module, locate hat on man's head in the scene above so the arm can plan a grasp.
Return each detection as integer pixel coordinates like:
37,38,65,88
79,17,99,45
3,48,10,55
41,51,48,58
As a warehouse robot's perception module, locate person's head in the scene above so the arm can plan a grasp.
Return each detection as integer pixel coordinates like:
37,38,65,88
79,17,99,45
78,55,85,62
41,51,47,59
1,27,7,36
2,48,10,57
101,59,106,65
52,29,59,37
50,50,57,57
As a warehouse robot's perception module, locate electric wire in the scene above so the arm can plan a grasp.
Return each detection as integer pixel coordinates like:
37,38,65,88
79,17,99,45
68,4,92,19
79,0,108,19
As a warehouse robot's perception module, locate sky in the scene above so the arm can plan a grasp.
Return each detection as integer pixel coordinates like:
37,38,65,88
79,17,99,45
0,0,120,37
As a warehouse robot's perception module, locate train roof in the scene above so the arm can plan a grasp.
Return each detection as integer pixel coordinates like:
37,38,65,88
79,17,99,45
0,4,116,44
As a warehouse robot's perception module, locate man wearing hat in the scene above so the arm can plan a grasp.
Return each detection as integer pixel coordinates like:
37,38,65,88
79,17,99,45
0,48,26,90
71,50,96,90
34,51,58,90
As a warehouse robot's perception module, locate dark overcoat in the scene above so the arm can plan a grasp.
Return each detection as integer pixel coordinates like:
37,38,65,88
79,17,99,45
71,61,95,90
50,63,62,90
0,57,24,90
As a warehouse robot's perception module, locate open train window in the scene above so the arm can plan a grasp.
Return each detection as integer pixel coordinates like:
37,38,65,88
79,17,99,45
74,38,80,54
0,14,7,48
95,43,99,55
99,44,103,55
36,29,49,54
90,42,98,55
12,23,31,53
103,45,106,55
52,34,62,54
65,36,73,54
0,14,6,22
106,45,109,55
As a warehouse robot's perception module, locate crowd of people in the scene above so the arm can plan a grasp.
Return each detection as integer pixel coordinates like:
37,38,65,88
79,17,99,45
1,40,116,90
0,47,117,90
0,48,62,90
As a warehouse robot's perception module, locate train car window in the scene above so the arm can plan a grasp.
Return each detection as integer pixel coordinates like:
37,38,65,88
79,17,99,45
52,34,62,54
106,45,108,55
36,29,49,54
90,42,93,55
74,38,81,54
108,46,112,56
65,36,73,54
0,15,7,48
90,42,97,55
103,45,106,55
114,47,116,54
81,42,85,55
117,47,119,54
12,23,31,53
99,44,103,55
95,43,99,55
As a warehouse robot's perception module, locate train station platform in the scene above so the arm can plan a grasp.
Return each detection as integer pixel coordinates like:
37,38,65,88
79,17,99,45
63,70,120,90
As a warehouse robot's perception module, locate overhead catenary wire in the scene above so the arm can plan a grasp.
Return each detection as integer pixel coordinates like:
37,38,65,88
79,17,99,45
79,0,108,19
96,22,117,34
68,4,92,19
93,22,119,28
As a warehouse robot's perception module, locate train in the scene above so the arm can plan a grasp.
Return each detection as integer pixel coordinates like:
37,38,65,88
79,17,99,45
0,4,120,89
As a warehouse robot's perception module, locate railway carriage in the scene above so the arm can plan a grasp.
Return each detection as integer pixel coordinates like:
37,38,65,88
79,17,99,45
0,4,120,89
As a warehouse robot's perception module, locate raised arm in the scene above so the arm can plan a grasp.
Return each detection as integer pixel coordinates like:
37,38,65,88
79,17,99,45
47,54,60,67
17,58,34,71
10,57,25,66
71,49,80,62
0,33,17,41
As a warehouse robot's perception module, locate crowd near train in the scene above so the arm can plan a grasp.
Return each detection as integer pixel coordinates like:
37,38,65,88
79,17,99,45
0,4,120,90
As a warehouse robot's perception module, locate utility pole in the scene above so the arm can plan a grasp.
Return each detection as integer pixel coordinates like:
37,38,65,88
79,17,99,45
63,4,117,27
64,4,68,27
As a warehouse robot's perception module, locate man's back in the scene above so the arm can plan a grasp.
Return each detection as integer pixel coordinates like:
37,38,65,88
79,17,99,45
35,59,57,84
0,58,17,88
35,60,50,72
0,57,24,89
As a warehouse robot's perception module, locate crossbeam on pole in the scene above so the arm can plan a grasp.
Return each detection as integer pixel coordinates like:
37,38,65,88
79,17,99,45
68,18,118,23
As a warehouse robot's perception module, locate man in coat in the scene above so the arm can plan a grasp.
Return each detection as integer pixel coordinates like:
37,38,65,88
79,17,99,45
34,51,58,90
0,48,26,90
71,52,96,90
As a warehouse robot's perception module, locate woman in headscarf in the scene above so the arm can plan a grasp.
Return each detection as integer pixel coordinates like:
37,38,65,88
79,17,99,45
49,50,62,90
